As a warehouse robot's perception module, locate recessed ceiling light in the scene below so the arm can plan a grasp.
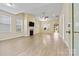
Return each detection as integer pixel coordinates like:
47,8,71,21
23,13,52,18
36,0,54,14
6,3,14,7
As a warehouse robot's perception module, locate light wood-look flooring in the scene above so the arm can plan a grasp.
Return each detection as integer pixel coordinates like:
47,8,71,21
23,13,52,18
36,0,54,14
0,33,69,56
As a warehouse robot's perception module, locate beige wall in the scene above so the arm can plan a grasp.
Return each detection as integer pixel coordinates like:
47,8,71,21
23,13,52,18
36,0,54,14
0,10,24,41
59,3,72,54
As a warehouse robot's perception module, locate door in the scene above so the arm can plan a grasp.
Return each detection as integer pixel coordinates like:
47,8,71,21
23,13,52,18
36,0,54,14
74,3,79,56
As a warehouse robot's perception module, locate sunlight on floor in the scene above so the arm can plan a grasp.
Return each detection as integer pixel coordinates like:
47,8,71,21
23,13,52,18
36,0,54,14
42,34,51,45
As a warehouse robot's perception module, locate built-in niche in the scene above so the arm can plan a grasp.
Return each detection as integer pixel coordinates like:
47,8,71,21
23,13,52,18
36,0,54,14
54,24,59,32
29,21,34,36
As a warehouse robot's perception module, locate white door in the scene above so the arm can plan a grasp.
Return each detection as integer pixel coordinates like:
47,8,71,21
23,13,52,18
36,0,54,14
74,3,79,56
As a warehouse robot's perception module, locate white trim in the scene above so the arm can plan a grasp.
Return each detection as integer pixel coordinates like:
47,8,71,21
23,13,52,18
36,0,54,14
0,33,24,41
62,14,65,40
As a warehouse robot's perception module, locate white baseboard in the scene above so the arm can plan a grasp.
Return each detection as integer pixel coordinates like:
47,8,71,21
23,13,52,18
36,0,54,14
0,33,24,41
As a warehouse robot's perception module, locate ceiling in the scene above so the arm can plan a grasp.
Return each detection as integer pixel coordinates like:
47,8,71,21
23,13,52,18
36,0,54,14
0,3,63,18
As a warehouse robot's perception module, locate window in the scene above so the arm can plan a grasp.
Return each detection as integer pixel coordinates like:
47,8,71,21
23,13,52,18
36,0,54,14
16,18,22,32
0,15,11,33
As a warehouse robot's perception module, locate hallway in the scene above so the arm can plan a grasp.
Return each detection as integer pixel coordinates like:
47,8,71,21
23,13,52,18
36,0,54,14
0,33,69,56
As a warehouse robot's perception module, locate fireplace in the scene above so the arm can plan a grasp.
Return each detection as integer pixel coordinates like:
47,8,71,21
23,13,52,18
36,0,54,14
30,29,33,36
